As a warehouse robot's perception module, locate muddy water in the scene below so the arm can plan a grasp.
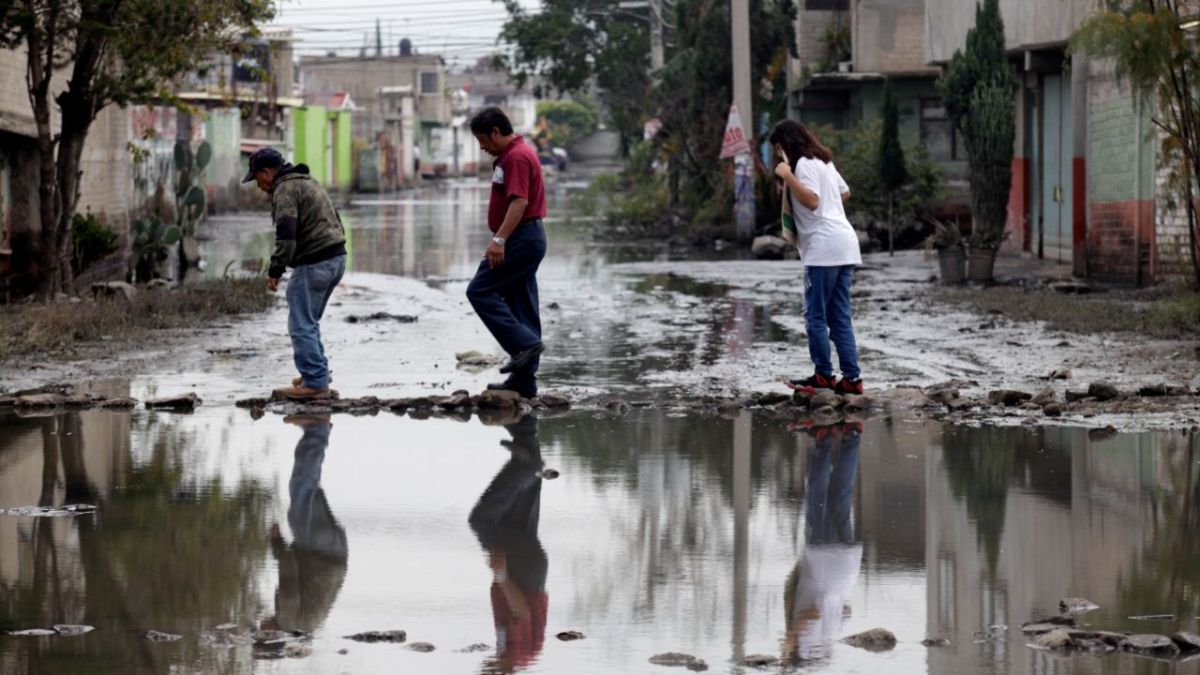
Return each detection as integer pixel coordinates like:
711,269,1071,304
1,407,1198,674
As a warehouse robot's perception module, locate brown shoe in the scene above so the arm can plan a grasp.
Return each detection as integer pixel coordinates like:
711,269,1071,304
276,385,333,401
292,371,333,387
283,413,333,426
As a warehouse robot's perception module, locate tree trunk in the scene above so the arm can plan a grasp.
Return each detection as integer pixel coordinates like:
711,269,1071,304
54,123,90,295
888,193,894,257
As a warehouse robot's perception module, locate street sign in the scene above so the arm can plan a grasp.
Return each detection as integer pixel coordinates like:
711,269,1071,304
719,102,751,159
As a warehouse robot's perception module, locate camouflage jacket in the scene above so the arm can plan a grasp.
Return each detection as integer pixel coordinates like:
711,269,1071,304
268,164,346,278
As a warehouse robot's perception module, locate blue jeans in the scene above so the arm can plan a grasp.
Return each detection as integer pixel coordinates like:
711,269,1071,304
806,428,860,545
804,265,860,380
286,255,346,389
466,221,547,392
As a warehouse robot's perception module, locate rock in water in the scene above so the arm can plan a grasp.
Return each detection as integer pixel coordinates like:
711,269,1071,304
648,653,708,671
477,389,524,410
407,642,436,652
739,654,778,667
987,389,1033,407
144,630,183,642
921,637,951,647
456,643,491,653
52,625,94,636
841,628,897,652
284,643,312,658
1059,597,1100,615
556,631,585,641
1121,634,1180,655
1031,629,1074,650
343,630,406,643
1172,632,1200,651
145,392,202,411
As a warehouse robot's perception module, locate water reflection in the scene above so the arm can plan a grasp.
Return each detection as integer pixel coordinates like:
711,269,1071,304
469,416,548,674
784,422,863,666
263,414,347,635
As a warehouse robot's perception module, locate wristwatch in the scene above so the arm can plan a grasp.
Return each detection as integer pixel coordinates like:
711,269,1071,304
492,236,506,246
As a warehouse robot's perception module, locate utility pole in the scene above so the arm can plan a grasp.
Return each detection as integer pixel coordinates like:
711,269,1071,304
731,0,754,240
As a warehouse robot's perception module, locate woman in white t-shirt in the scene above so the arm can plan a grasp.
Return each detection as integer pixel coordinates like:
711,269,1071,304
769,120,864,396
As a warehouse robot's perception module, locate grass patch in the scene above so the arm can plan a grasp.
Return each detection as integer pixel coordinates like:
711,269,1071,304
0,278,274,362
935,286,1200,338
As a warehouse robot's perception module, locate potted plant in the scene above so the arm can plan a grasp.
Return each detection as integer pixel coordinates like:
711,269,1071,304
926,217,966,285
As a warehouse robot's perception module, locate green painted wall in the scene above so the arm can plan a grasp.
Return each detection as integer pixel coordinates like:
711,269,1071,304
1087,98,1154,203
331,109,353,191
293,105,328,185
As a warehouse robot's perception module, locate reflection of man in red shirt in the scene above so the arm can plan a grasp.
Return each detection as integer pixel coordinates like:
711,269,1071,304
468,416,548,673
466,107,549,400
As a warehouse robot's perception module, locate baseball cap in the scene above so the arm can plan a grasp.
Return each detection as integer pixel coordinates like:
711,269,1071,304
243,147,285,183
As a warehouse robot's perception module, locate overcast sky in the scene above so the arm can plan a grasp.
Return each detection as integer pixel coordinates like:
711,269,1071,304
270,0,543,71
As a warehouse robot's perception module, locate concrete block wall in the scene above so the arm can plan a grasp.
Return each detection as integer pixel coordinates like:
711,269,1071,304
1154,148,1196,284
853,0,938,74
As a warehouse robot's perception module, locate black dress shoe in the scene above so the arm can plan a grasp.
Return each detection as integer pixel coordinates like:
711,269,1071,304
499,343,545,374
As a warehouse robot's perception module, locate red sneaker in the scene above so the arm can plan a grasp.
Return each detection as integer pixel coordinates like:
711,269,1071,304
785,373,836,395
834,377,864,396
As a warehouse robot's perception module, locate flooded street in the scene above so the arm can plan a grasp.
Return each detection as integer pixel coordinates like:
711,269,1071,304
2,408,1198,674
2,178,1199,674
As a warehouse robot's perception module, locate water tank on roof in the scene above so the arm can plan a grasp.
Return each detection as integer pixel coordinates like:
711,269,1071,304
399,38,413,57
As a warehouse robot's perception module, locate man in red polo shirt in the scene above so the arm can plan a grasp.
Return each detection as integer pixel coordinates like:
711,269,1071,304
466,107,548,398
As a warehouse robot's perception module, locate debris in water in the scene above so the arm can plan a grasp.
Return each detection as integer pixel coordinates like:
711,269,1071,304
346,312,418,324
1129,614,1177,621
3,504,96,517
456,643,491,653
455,350,506,370
1060,598,1100,615
7,629,57,637
556,631,584,641
738,654,778,667
53,625,94,636
922,637,951,648
649,652,708,670
841,628,897,652
144,630,182,642
145,392,202,412
343,630,406,643
406,642,436,652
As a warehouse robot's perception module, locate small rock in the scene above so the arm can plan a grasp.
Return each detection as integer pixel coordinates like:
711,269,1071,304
539,468,560,480
841,628,897,652
946,398,977,412
1032,387,1057,406
921,637,951,647
717,401,741,416
144,630,183,642
145,392,202,411
1172,631,1200,651
253,629,307,646
432,393,472,410
455,350,505,368
1049,368,1072,380
988,390,1033,407
739,654,778,667
1033,628,1074,650
344,630,406,643
1064,390,1090,403
235,397,270,408
1087,425,1118,442
556,631,585,641
649,652,708,670
1087,382,1120,402
809,392,842,410
1043,403,1063,417
407,642,436,652
15,393,66,408
338,648,350,655
604,397,629,412
53,624,95,636
91,281,136,302
926,387,959,405
1059,597,1100,615
99,397,138,409
284,643,312,658
1138,384,1170,397
477,389,524,410
539,393,571,408
1121,634,1180,655
756,392,790,406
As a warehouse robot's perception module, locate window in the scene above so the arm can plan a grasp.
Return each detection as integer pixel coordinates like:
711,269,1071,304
920,98,964,161
420,72,439,95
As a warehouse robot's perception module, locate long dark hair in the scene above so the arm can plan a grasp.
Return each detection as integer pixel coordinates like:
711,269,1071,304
768,119,833,167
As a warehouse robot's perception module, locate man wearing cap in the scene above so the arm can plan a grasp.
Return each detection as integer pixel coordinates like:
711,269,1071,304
466,107,548,399
245,148,347,400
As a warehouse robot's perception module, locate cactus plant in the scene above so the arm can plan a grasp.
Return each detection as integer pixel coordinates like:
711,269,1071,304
174,139,211,279
132,218,180,282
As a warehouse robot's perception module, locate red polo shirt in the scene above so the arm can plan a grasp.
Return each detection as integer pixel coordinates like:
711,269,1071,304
488,135,547,233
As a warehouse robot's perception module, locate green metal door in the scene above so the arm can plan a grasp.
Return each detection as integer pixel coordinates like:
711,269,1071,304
1040,74,1072,262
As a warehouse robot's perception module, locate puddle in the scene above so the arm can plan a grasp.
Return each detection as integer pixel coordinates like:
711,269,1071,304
1,406,1198,674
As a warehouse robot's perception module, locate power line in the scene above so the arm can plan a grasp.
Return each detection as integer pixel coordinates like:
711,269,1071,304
274,0,539,12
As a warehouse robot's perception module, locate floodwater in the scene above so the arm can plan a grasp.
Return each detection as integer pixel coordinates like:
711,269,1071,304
2,177,1200,674
1,408,1198,674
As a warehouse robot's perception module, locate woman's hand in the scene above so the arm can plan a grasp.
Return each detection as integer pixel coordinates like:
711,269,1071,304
774,161,793,179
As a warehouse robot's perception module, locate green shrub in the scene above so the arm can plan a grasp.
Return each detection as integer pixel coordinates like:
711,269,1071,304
535,100,598,150
71,211,120,273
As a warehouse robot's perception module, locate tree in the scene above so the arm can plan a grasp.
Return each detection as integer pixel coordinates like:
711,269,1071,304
878,78,908,255
498,0,653,153
0,0,274,300
534,99,598,150
1072,0,1200,288
936,0,1017,257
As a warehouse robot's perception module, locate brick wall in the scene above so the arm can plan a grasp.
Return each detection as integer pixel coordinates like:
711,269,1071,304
1085,60,1156,284
853,0,939,75
796,10,844,68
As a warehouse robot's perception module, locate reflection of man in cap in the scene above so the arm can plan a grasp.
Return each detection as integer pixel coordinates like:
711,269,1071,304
262,414,348,634
468,416,549,673
244,148,347,400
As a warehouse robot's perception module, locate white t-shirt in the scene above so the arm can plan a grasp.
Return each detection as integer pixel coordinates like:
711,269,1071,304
789,158,862,267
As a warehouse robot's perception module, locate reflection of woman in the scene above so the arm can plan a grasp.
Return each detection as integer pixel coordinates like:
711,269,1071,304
783,423,862,665
263,414,348,634
468,416,548,674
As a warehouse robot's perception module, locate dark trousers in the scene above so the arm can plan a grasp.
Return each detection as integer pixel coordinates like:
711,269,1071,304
466,220,547,391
